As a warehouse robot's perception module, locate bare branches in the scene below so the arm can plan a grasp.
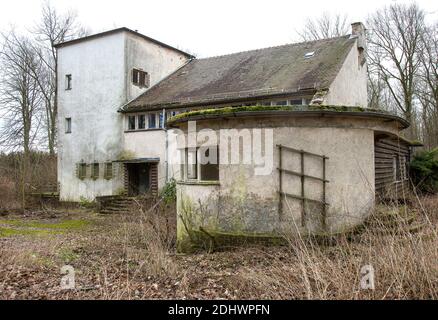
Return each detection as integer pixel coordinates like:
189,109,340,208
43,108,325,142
297,12,350,41
32,0,89,155
367,3,427,139
0,31,44,153
0,1,88,155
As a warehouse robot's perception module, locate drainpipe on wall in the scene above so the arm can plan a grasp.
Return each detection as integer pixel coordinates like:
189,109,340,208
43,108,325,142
164,108,169,183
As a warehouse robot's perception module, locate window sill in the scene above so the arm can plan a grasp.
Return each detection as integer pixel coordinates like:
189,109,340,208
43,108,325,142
125,128,165,133
177,180,220,186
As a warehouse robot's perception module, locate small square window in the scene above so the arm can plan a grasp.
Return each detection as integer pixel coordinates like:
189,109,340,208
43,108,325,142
65,118,72,134
128,115,136,130
65,74,72,90
148,113,156,129
132,69,150,88
138,115,145,129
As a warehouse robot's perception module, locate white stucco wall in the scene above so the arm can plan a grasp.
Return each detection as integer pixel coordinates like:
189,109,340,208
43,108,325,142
324,40,368,107
123,130,167,189
175,115,405,249
57,30,190,201
57,33,126,201
125,33,190,101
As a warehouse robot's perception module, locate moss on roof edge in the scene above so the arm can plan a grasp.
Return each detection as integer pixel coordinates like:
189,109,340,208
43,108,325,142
166,105,410,128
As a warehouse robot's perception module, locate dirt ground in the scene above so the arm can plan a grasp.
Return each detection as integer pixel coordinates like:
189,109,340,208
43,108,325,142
0,196,437,300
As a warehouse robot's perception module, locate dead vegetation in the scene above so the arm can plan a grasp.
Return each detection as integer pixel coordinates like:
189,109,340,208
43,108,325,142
0,193,437,300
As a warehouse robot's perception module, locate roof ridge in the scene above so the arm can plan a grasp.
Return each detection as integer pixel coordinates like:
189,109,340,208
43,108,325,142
197,34,352,61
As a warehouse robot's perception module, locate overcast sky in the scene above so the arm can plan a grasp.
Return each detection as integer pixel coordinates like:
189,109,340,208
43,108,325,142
1,0,437,58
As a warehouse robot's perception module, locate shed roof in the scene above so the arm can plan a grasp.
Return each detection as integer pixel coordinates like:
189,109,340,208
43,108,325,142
121,35,357,112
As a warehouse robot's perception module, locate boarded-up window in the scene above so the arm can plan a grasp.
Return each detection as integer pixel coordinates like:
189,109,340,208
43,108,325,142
78,163,87,180
104,162,113,180
91,163,100,180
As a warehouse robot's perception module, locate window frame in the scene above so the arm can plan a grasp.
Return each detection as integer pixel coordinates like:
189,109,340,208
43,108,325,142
128,115,136,131
91,163,100,180
65,74,72,90
65,117,72,134
148,113,157,129
138,114,146,130
132,68,150,88
78,163,87,180
104,162,113,180
181,146,220,183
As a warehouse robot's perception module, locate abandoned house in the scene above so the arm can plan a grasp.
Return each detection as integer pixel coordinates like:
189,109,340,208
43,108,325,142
56,24,418,251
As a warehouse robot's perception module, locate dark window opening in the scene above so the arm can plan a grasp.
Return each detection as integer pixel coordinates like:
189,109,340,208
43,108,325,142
65,74,72,90
65,118,72,134
78,163,87,180
148,113,156,129
92,163,100,180
128,115,136,130
182,147,219,182
104,162,113,180
132,69,150,88
138,115,145,129
290,99,303,105
275,100,288,106
200,146,219,181
159,112,164,128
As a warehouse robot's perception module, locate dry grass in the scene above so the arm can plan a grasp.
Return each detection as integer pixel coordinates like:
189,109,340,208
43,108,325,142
0,193,436,300
0,152,57,211
228,196,438,299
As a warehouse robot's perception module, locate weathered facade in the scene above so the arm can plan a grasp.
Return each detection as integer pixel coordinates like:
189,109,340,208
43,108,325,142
56,24,416,251
168,107,410,251
56,28,192,201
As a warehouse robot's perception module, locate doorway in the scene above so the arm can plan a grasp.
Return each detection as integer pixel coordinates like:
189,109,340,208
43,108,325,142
127,163,150,196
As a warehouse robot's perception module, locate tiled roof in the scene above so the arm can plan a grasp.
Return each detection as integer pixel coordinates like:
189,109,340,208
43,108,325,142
122,35,356,112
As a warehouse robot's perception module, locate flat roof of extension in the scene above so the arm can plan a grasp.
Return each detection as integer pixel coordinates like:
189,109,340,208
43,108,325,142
54,27,194,58
166,105,411,130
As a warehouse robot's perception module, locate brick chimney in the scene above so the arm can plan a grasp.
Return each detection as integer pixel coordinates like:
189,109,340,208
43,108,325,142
351,22,367,66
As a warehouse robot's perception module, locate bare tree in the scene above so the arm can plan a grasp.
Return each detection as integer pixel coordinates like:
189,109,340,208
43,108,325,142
297,12,350,41
417,23,438,149
33,1,88,155
0,31,44,211
367,3,426,139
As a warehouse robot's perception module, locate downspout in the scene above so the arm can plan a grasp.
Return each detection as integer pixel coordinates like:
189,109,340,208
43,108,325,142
164,108,168,182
